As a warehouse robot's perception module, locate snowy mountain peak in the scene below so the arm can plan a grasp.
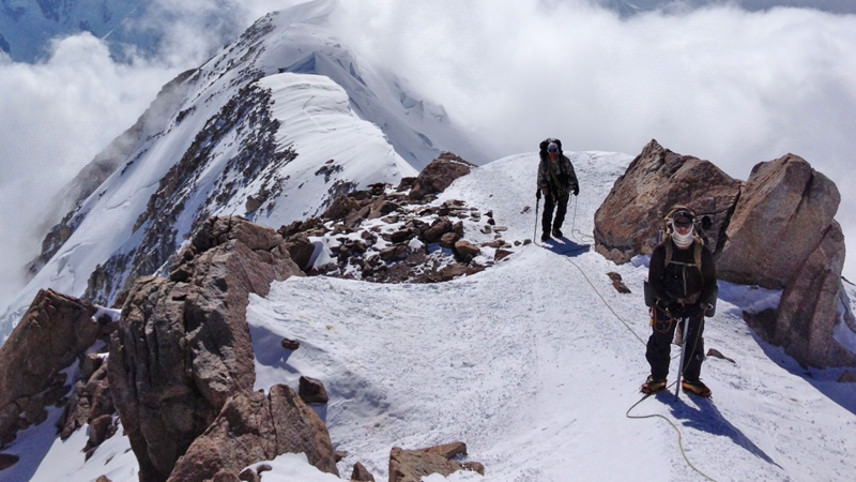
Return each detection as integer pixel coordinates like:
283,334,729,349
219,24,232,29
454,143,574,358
0,2,487,339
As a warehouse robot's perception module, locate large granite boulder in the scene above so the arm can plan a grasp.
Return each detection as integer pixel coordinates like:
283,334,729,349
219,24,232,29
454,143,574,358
717,154,841,289
594,139,740,263
108,216,303,481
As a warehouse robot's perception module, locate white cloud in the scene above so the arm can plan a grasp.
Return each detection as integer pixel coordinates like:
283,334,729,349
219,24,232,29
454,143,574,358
331,0,856,275
1,0,854,310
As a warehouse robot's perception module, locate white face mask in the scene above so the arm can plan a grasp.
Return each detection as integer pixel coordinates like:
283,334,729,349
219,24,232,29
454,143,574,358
671,224,694,248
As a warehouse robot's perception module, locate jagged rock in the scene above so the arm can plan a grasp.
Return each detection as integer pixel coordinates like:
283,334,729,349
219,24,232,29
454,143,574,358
453,240,480,262
238,467,261,482
718,154,841,289
86,414,118,458
350,461,375,481
60,361,114,441
281,338,300,350
167,385,338,481
298,376,329,404
594,139,740,263
409,153,475,201
389,442,482,482
108,216,303,482
607,272,631,294
0,289,111,445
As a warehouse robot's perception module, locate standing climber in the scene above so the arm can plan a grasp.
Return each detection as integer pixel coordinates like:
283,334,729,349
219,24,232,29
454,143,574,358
536,138,579,242
641,206,717,397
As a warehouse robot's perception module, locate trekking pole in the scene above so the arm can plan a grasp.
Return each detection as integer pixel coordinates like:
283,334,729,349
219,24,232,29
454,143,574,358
675,317,690,400
533,196,541,242
571,194,577,240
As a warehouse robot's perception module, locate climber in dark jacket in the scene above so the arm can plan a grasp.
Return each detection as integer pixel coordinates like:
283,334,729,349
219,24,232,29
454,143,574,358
642,206,717,397
536,138,579,242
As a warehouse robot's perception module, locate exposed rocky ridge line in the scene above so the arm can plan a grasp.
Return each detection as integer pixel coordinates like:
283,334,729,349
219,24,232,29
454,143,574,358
108,215,305,481
279,153,521,283
0,153,495,480
595,139,855,368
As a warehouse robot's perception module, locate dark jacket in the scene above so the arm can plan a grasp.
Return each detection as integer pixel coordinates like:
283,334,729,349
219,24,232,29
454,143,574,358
648,238,716,315
537,151,578,198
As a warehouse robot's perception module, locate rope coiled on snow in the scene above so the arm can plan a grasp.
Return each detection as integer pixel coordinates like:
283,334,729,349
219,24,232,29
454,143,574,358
547,204,719,482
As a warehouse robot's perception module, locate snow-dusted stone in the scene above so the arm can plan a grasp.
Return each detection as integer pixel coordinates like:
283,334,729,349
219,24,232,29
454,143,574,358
389,442,482,482
167,385,338,481
0,289,111,445
298,376,329,404
594,139,740,263
408,153,475,201
108,216,303,481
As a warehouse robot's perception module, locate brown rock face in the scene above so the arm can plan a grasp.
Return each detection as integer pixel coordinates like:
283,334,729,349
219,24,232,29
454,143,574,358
775,222,855,366
408,153,475,201
167,385,338,481
594,139,740,263
717,154,841,289
108,216,303,481
0,289,112,445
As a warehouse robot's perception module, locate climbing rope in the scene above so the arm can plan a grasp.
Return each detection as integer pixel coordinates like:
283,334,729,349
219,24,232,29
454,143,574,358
559,205,719,482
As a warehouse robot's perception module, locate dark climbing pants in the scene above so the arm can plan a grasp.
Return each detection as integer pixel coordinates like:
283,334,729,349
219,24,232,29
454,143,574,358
645,308,705,382
541,192,570,235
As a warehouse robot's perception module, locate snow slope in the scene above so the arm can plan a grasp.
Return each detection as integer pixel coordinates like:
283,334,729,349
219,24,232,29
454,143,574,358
244,152,856,481
10,149,854,481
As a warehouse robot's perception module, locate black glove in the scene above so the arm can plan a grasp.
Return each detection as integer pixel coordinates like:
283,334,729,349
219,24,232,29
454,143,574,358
573,185,579,196
536,189,541,200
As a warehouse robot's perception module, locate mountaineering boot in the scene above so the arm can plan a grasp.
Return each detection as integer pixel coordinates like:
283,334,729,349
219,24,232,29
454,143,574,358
541,232,551,242
681,379,711,398
641,376,666,394
552,227,563,238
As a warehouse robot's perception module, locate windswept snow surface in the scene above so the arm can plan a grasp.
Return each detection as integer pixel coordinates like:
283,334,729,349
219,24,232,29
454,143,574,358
245,153,856,481
8,151,856,481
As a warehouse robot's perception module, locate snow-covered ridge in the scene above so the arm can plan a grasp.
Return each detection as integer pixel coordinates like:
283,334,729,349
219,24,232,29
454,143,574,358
1,3,493,340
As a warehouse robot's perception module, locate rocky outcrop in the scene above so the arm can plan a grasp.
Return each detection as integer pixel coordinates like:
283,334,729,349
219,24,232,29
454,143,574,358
167,385,338,481
389,442,483,482
0,289,115,447
594,140,854,368
408,152,475,201
594,140,740,263
108,216,304,481
717,154,841,289
278,155,520,284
